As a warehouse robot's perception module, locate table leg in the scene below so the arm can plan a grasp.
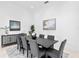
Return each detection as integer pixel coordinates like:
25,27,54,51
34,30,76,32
44,48,48,58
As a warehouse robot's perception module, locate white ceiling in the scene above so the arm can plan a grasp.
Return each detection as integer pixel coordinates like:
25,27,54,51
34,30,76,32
0,1,66,9
0,1,78,7
0,1,79,12
0,1,55,13
0,1,46,8
0,1,60,9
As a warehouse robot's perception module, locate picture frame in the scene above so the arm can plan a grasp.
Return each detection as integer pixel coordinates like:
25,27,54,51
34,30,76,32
43,18,56,30
9,20,21,31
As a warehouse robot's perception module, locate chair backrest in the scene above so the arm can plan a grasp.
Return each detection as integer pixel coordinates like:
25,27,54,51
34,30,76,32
20,35,28,49
16,35,21,46
17,34,23,45
59,39,67,58
39,34,44,39
47,35,54,40
29,40,39,57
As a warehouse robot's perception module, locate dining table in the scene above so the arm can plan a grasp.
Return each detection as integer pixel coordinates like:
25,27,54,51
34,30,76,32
27,36,58,48
36,37,58,58
27,36,58,58
36,38,58,48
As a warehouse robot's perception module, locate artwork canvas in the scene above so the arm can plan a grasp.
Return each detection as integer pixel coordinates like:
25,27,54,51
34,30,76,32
9,20,21,31
43,18,56,30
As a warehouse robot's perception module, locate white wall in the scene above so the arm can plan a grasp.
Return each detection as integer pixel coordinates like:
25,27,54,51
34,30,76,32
0,3,33,47
33,1,79,52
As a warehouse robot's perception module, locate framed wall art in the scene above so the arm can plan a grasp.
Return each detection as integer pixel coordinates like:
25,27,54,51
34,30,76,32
9,20,21,31
43,18,56,30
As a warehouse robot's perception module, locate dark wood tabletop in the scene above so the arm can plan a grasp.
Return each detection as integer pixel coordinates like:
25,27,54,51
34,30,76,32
36,38,58,48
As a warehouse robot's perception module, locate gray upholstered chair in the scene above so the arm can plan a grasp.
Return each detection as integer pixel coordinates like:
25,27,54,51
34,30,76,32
47,35,55,49
47,35,54,40
39,34,45,39
20,35,30,57
16,35,23,51
47,39,67,58
29,39,45,58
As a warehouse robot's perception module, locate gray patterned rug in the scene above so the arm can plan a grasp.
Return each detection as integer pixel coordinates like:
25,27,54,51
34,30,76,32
6,45,69,58
6,46,31,58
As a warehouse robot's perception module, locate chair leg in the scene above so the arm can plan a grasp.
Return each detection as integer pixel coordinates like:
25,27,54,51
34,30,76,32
17,46,18,49
27,48,28,57
20,46,21,51
23,49,25,54
31,54,33,58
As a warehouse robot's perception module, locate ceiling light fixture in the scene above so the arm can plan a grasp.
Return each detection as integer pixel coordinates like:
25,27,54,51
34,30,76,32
44,1,49,4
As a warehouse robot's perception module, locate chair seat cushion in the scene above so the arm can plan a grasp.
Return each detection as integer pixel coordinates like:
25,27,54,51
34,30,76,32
47,49,59,58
